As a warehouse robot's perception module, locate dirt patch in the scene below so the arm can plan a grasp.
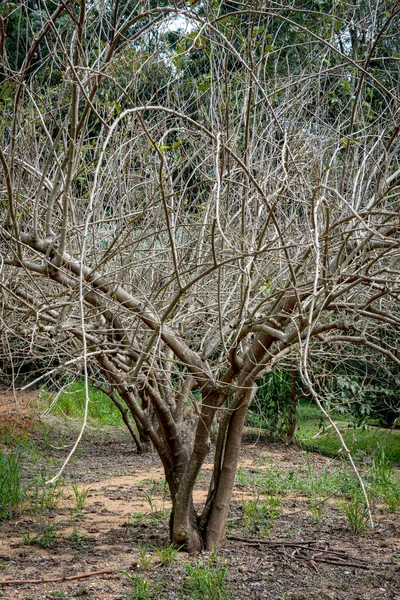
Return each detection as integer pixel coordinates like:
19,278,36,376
0,418,399,599
0,391,39,438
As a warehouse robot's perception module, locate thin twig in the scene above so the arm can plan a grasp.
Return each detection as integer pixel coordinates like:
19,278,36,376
228,534,318,546
0,568,117,586
227,535,372,569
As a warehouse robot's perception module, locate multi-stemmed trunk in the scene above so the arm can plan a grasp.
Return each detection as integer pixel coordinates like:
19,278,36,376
168,386,256,552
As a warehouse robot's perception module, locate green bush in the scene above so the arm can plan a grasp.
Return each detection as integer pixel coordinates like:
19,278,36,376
327,373,399,428
247,371,296,439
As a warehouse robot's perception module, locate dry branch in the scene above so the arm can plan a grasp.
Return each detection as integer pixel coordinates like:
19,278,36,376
0,569,117,586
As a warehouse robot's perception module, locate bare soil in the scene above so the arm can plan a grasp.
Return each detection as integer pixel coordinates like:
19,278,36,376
0,392,399,600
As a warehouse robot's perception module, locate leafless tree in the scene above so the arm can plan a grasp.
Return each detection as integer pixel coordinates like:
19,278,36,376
1,1,399,550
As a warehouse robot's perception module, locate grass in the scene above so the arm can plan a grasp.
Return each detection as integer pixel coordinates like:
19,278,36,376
0,450,24,519
28,475,63,515
137,543,153,570
182,555,230,600
154,543,180,566
25,381,400,469
340,495,369,533
364,449,400,511
122,572,161,599
124,512,162,535
22,523,59,548
72,481,90,511
295,401,400,465
38,380,124,426
0,432,65,521
242,494,281,533
238,447,400,517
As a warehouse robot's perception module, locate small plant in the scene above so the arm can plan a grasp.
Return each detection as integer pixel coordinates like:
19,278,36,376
367,449,400,512
75,587,89,596
22,524,59,548
254,464,288,495
242,494,281,532
0,451,24,520
307,495,325,524
137,542,153,570
124,513,137,534
371,448,392,485
341,495,369,533
72,481,90,510
124,512,158,535
122,572,160,600
28,476,63,515
68,528,91,550
36,524,60,548
182,557,230,600
50,592,68,598
383,489,400,512
154,543,180,566
304,453,326,524
236,467,252,488
139,478,169,516
142,490,156,514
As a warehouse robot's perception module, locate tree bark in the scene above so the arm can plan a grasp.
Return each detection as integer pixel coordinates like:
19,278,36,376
205,386,255,549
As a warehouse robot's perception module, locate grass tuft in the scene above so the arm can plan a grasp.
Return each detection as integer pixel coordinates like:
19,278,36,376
242,494,281,533
0,451,24,520
122,572,161,600
182,556,230,600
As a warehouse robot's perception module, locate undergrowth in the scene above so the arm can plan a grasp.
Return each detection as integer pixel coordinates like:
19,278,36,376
182,554,230,600
0,450,24,519
38,380,124,426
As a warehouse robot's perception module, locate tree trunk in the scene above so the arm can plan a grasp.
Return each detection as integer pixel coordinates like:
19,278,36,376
170,402,219,552
102,389,145,454
169,386,256,551
205,396,249,549
170,500,203,552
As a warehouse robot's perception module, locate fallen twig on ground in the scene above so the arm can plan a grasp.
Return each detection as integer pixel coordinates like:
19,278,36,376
227,535,371,569
0,568,117,586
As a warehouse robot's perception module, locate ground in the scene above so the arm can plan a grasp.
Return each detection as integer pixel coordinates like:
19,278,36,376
0,392,399,600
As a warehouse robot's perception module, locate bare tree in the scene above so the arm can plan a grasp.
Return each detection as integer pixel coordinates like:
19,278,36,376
1,1,399,551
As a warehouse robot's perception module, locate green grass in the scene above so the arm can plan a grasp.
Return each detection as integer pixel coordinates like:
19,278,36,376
39,380,124,426
340,495,369,533
182,556,230,600
237,447,400,515
242,494,282,533
72,481,90,510
246,399,399,465
22,523,59,548
122,572,161,600
28,475,64,515
0,450,24,519
154,543,180,566
296,420,400,465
